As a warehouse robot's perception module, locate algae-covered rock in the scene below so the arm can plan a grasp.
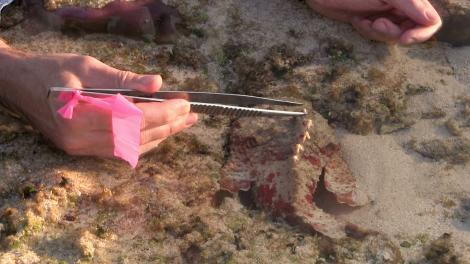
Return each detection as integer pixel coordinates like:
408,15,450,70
411,137,470,164
422,233,467,264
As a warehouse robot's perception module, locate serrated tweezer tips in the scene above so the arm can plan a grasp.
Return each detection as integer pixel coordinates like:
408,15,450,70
190,103,306,117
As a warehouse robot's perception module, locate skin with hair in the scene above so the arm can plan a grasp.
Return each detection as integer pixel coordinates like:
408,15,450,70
0,41,198,158
307,0,442,44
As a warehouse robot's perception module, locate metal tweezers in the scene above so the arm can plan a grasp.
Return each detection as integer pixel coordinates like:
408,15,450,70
48,87,306,117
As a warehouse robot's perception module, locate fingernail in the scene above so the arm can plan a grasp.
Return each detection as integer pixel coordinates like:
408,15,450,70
401,37,417,45
175,100,191,113
140,75,162,92
425,10,440,23
185,113,198,126
375,20,388,33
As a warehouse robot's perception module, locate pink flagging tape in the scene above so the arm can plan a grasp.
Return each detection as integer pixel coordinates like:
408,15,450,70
57,91,143,168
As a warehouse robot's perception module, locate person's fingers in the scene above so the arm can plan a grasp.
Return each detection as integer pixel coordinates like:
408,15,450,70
139,113,198,154
371,17,402,39
388,0,441,26
140,113,198,144
351,17,401,43
391,9,407,18
399,20,416,31
78,56,163,93
399,21,442,44
140,139,165,155
137,99,191,129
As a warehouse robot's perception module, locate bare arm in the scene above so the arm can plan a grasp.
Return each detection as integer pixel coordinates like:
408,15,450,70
0,41,34,116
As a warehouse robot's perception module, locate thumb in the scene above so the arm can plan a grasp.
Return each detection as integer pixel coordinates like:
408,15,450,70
83,56,163,93
114,70,163,93
388,0,441,26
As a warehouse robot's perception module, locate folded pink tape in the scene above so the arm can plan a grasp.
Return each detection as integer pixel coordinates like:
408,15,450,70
57,90,143,168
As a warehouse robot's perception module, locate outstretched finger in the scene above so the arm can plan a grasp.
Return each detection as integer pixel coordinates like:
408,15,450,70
137,99,191,129
140,113,198,144
140,139,165,155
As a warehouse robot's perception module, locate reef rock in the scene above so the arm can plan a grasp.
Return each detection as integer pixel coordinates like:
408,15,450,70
221,108,368,239
432,0,470,46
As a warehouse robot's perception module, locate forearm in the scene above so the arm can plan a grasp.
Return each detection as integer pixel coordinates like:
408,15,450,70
0,40,36,114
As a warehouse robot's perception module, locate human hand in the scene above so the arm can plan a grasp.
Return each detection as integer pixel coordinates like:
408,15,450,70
307,0,442,44
0,47,198,157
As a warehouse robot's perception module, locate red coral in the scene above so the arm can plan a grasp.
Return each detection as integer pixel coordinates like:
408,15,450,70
221,113,368,239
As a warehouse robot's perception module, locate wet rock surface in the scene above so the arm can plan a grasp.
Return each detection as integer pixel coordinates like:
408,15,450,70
0,0,469,262
433,0,470,46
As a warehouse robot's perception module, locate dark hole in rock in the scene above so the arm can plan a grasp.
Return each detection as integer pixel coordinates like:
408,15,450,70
22,185,37,199
313,170,356,216
95,225,109,239
182,244,202,264
234,232,246,250
287,242,297,254
343,89,361,105
271,67,288,79
212,190,233,208
59,177,69,187
63,214,76,222
238,188,259,211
